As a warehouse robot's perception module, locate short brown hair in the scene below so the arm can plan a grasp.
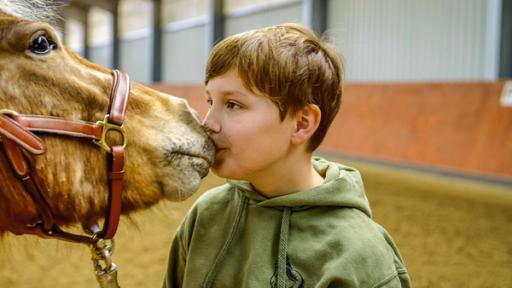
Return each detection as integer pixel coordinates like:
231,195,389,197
205,23,343,151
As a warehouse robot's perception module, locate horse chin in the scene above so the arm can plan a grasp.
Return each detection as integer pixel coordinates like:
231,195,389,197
156,146,214,201
160,163,209,201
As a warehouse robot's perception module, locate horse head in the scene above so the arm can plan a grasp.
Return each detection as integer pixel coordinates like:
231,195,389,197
0,7,214,236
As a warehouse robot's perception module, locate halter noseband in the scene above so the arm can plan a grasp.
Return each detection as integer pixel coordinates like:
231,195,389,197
0,70,130,244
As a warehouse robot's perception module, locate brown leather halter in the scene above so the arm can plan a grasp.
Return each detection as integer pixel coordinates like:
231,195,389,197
0,70,130,245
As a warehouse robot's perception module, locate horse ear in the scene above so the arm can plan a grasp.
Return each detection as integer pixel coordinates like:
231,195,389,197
290,104,321,146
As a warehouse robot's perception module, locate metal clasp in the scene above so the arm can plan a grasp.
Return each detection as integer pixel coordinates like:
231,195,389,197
93,114,127,153
91,239,121,288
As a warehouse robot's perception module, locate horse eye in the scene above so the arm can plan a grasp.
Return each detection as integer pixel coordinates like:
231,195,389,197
29,35,57,55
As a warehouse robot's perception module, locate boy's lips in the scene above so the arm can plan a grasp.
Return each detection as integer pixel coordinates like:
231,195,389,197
212,140,229,152
210,136,229,155
215,147,229,159
216,147,228,154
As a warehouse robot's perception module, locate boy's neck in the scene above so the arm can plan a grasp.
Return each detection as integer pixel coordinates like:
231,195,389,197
248,152,324,198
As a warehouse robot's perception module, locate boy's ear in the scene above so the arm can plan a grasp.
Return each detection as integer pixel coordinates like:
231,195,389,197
291,104,321,146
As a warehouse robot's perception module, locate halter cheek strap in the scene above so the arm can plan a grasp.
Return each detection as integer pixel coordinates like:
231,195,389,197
0,70,130,244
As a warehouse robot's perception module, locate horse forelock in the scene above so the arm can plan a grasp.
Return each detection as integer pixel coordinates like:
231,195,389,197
0,0,61,25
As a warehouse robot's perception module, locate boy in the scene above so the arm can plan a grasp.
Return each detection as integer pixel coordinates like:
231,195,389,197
162,23,411,288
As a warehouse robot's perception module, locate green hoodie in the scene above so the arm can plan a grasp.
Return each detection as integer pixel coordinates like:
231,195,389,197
162,157,411,288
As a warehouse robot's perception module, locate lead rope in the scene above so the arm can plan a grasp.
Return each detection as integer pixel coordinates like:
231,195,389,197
203,194,248,288
277,207,291,288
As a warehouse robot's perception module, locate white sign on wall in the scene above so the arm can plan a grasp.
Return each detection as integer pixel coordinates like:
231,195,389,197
500,81,512,107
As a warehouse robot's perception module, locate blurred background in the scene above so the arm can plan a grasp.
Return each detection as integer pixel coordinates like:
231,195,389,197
1,0,511,287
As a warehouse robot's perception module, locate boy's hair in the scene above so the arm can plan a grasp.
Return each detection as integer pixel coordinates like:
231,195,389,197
205,23,344,151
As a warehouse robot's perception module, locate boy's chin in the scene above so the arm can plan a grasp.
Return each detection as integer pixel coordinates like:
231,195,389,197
211,168,230,179
211,162,244,180
210,162,226,177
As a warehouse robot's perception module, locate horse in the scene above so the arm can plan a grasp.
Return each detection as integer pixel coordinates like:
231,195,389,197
0,2,214,285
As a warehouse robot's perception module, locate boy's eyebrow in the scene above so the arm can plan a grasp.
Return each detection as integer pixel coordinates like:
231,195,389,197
205,89,249,98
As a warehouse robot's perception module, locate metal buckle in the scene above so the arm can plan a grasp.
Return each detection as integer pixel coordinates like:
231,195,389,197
93,114,127,153
0,109,19,117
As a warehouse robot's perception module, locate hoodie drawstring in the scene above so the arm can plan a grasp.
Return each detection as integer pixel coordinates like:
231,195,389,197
277,207,291,288
203,195,248,288
202,197,292,288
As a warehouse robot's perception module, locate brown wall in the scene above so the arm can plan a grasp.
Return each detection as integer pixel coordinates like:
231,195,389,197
150,81,512,179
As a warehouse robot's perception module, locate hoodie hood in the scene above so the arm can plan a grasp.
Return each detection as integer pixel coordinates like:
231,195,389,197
227,156,372,218
203,157,373,288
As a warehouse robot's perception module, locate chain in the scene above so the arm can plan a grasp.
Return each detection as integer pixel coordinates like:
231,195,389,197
91,239,121,288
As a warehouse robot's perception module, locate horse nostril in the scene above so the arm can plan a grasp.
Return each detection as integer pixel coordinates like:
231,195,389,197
204,138,216,163
202,124,213,135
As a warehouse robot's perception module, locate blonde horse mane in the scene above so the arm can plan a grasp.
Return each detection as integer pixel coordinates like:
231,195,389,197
0,0,61,25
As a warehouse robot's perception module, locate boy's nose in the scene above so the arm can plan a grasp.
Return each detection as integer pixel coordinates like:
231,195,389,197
202,112,221,134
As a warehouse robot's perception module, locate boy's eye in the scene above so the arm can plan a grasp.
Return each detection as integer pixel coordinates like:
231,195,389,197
226,101,241,110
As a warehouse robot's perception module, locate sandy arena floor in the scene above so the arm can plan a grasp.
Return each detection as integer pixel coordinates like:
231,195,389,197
0,158,511,288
